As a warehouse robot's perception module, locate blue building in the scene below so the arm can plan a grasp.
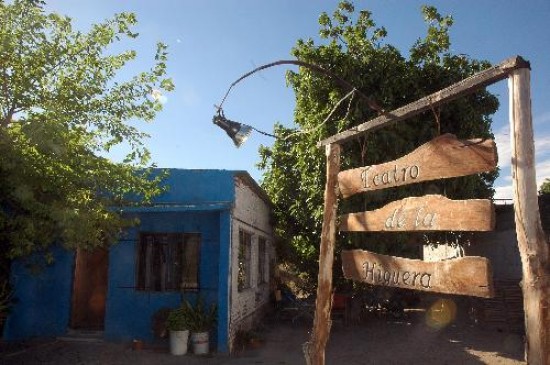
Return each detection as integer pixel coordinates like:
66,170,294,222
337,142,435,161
3,169,275,353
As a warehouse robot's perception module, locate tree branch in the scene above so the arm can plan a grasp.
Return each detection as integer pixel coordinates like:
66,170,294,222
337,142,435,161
1,106,15,128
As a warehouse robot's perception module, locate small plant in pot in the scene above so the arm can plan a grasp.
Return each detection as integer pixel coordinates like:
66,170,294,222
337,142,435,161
184,297,217,355
166,306,191,355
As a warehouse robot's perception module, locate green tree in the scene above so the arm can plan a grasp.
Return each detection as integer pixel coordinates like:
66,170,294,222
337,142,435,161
539,179,550,195
0,0,174,260
258,1,498,291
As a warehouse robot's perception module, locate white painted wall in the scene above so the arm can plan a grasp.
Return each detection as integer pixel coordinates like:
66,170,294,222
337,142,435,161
423,244,463,262
228,176,275,349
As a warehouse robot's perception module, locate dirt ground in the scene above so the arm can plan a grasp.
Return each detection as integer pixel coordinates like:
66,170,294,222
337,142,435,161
0,311,525,365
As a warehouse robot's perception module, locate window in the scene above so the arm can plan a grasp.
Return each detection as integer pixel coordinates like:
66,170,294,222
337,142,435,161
258,237,267,284
136,233,200,291
238,230,252,291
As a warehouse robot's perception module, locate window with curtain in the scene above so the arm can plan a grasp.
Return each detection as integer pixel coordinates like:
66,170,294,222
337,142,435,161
136,232,200,291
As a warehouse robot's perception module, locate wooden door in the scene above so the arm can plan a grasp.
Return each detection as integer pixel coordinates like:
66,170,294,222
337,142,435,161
71,248,109,330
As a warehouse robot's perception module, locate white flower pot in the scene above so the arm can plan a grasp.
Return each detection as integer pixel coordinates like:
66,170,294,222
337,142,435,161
169,330,189,355
191,331,209,354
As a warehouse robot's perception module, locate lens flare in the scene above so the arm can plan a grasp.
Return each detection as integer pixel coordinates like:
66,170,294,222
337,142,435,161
150,89,168,104
426,298,457,329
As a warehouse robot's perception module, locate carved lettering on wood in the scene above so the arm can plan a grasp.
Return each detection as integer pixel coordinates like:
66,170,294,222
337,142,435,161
338,134,497,198
341,250,494,298
340,194,495,232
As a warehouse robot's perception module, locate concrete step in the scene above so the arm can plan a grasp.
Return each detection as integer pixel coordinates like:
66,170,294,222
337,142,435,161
57,329,104,343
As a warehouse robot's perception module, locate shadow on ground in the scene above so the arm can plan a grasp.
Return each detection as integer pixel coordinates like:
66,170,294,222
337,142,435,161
0,312,525,365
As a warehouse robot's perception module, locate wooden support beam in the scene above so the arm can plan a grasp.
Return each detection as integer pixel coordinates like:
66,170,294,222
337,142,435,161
508,68,550,365
304,144,341,365
318,56,530,147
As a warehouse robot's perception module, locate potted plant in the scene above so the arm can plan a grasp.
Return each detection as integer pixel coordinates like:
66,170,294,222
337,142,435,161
166,306,191,355
184,297,217,355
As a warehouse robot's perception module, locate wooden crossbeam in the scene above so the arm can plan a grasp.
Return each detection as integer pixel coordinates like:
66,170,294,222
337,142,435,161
317,56,530,147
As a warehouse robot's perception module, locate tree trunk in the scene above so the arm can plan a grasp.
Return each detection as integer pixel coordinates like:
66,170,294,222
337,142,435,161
304,143,340,365
1,108,14,128
508,68,550,365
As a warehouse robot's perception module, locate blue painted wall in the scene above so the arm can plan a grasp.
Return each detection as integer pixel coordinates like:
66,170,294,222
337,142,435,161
216,210,231,353
152,169,236,204
4,246,74,340
4,169,239,352
105,211,221,344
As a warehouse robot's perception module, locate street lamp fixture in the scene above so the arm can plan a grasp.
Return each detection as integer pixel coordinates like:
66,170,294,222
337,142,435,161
212,110,275,147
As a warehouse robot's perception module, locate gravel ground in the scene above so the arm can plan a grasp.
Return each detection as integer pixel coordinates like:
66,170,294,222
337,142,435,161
0,314,526,365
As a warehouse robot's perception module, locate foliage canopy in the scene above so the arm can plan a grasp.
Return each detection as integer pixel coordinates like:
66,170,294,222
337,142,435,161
258,1,499,291
0,0,174,260
539,179,550,195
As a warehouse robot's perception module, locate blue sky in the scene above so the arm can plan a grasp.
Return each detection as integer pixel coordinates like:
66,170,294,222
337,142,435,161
44,0,550,200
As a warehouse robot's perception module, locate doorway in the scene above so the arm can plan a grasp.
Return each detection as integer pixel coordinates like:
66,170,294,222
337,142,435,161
70,248,109,330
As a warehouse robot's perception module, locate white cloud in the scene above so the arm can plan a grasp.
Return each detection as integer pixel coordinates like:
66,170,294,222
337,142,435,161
494,160,550,200
502,175,513,183
535,136,550,152
494,185,514,202
493,158,550,201
494,125,511,170
533,113,550,186
495,112,550,168
493,111,550,200
535,159,550,185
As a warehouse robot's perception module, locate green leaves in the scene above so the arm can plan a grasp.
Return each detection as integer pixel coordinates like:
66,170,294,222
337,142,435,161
259,1,498,292
410,5,454,65
0,0,174,258
539,179,550,195
166,298,217,332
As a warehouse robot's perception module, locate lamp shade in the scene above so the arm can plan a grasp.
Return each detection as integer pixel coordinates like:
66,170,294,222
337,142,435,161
212,114,252,147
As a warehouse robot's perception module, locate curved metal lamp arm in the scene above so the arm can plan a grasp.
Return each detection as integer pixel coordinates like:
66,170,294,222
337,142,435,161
215,59,383,113
213,59,383,146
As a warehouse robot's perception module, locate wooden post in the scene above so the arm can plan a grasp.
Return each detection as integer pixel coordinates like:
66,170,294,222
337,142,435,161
508,68,550,365
304,143,341,365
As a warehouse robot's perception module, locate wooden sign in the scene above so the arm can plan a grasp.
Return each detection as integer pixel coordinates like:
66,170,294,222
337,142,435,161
340,194,495,232
341,250,494,298
338,134,497,198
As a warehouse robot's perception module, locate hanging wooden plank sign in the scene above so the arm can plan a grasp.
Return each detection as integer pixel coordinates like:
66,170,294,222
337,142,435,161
340,194,495,232
342,250,494,298
338,134,497,198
